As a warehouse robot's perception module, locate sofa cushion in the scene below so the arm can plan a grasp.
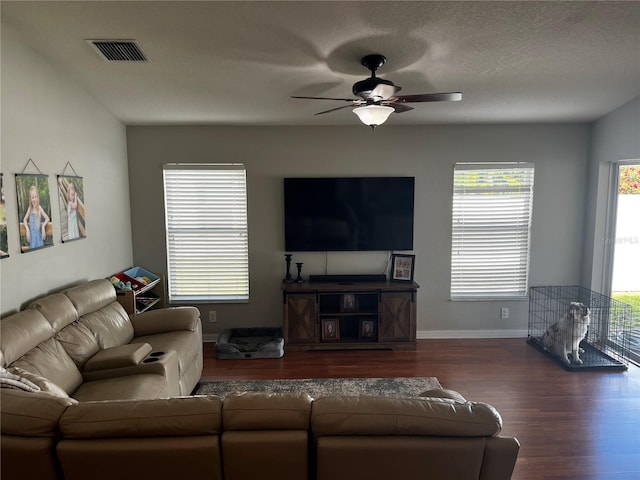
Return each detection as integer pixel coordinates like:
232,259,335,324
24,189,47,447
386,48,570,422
78,302,134,349
311,396,503,438
223,392,312,431
0,310,54,367
71,374,169,402
55,321,101,368
7,367,70,398
10,338,83,395
60,395,222,438
63,279,117,316
0,388,76,437
28,293,78,332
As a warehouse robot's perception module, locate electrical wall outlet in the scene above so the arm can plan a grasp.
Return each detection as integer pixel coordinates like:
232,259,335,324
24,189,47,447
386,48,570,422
501,307,509,319
208,311,217,323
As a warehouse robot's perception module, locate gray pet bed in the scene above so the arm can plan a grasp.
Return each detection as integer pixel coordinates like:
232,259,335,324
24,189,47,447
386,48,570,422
215,327,285,359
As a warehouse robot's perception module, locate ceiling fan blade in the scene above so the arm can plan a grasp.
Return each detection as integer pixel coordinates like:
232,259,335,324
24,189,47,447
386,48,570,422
314,104,356,115
291,95,357,102
385,103,414,113
390,92,463,103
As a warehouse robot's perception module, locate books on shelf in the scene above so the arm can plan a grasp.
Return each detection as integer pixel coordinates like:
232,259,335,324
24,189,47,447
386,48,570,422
112,266,165,315
136,294,159,308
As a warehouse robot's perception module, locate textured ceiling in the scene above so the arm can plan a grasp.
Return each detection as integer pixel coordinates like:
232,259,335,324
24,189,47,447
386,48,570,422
2,1,639,126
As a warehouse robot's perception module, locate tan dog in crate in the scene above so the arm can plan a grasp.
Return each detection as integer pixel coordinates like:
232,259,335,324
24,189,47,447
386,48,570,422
543,302,591,364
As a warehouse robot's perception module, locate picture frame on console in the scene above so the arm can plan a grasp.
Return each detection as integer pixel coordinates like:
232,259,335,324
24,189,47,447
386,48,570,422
391,254,415,282
321,318,340,341
340,293,358,312
359,319,376,340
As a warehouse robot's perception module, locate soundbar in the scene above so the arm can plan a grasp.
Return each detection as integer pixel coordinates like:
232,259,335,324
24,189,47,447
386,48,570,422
309,274,387,283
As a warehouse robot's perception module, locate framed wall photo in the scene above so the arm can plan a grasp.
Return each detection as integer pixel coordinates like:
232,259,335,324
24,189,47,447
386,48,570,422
391,254,415,282
359,319,376,340
340,293,358,312
57,175,87,242
321,318,340,341
16,173,54,253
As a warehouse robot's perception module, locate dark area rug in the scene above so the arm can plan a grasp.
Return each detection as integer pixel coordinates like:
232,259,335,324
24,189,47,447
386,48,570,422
194,376,441,398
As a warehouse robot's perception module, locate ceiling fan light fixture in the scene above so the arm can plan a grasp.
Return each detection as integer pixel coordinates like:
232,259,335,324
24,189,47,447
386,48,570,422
353,105,394,128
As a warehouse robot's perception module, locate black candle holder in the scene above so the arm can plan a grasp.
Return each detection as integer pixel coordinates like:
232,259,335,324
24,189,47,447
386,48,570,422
295,262,304,283
283,254,294,283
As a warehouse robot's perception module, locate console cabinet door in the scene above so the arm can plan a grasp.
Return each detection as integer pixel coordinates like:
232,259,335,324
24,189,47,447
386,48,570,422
285,293,317,344
379,292,415,342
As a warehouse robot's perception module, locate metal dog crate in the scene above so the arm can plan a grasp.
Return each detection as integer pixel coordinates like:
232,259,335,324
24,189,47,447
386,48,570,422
528,286,632,370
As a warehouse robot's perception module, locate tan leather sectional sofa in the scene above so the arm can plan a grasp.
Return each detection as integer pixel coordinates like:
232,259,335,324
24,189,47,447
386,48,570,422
0,277,204,479
0,278,203,401
1,278,519,480
2,388,519,480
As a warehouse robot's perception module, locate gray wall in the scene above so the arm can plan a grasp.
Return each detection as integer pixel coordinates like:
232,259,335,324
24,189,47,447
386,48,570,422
583,96,640,293
0,24,133,314
7,16,625,335
127,123,590,338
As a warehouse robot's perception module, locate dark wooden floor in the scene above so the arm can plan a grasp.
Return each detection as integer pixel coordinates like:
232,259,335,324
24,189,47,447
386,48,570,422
202,338,640,480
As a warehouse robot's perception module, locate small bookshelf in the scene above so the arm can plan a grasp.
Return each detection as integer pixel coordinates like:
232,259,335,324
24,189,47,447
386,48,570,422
112,267,166,315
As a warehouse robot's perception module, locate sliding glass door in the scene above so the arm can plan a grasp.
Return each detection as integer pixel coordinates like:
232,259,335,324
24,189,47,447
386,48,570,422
608,163,640,364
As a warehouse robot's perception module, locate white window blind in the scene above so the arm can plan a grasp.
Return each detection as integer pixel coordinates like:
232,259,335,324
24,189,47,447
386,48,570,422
163,164,249,303
451,163,535,299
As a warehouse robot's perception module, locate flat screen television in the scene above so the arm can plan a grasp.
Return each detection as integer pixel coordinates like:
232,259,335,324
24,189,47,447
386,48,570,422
284,177,415,252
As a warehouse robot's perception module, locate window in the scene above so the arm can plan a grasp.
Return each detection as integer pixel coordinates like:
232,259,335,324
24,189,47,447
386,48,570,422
450,163,534,299
163,164,249,303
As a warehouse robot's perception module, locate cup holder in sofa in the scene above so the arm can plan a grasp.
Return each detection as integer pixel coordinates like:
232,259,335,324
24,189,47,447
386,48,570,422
142,351,166,363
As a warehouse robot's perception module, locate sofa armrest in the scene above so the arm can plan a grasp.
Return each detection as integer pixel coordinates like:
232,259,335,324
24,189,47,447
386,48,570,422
130,306,201,337
81,350,179,396
479,436,521,480
83,343,152,372
59,395,221,438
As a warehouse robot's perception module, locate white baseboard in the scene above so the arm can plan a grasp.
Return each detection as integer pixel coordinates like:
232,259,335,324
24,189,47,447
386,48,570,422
203,330,527,343
417,329,528,339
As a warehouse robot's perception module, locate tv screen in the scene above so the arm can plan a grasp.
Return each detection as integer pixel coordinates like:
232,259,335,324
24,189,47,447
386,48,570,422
284,177,415,252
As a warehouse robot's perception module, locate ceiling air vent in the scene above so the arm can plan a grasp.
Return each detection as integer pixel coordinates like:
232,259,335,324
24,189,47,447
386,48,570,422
87,40,148,62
